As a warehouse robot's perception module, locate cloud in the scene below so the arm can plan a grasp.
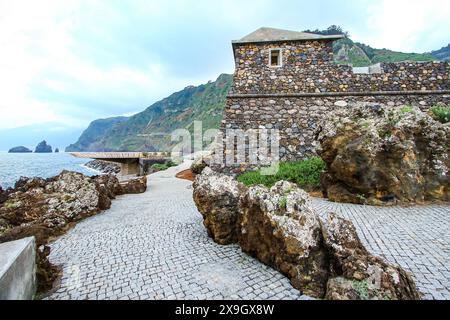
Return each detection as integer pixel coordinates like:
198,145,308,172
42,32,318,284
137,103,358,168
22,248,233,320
363,0,450,52
0,0,448,135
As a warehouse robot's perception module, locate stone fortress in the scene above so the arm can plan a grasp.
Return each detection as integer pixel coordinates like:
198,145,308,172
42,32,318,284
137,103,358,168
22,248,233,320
217,27,450,170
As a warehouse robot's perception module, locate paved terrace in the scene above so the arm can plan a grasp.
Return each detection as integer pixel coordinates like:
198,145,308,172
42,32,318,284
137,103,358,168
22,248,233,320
47,163,450,300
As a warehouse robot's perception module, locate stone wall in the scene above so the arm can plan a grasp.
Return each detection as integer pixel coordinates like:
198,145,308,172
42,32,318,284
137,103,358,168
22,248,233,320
232,40,450,94
222,94,449,164
216,39,450,172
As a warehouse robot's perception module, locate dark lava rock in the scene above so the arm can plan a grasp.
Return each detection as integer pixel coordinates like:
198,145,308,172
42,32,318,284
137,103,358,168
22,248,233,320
316,103,450,205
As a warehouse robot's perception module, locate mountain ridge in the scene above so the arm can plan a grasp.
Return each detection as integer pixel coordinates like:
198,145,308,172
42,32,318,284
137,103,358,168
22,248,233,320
66,74,232,152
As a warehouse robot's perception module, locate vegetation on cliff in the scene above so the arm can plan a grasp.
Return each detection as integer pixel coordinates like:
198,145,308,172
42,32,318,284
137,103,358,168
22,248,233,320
306,25,436,67
66,116,129,152
67,74,232,152
431,44,450,61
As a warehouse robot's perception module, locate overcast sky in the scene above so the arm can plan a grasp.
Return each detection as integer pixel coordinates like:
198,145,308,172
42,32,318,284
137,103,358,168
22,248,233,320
0,0,449,137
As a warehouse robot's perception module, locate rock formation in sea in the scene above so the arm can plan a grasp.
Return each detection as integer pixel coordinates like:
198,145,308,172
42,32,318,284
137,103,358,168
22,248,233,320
55,148,59,153
0,170,147,292
34,140,52,153
193,167,421,300
8,146,32,153
316,103,449,205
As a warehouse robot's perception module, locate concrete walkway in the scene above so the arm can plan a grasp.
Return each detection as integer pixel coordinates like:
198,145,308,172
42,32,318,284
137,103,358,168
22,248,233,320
48,163,450,300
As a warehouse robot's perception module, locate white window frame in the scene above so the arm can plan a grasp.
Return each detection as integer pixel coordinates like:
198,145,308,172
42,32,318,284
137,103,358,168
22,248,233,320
269,48,283,68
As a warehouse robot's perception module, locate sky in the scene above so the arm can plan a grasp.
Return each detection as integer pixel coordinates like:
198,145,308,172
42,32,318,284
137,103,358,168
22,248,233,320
0,0,449,149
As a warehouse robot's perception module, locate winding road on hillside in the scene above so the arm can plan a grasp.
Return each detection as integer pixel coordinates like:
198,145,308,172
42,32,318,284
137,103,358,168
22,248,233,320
47,162,450,300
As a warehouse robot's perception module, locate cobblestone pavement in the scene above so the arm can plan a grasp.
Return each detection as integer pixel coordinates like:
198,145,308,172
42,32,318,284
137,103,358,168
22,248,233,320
47,163,306,300
313,200,450,300
48,163,450,300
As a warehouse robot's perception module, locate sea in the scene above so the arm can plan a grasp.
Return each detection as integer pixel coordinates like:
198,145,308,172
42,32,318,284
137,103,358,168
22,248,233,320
0,152,100,189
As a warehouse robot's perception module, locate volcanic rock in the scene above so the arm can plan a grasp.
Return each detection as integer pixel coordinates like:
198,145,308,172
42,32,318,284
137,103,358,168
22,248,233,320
119,176,147,194
316,103,450,205
193,167,244,245
192,168,422,300
239,181,329,297
323,213,421,300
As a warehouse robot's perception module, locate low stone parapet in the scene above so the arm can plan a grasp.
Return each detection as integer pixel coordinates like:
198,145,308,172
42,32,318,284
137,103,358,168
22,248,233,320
0,237,36,300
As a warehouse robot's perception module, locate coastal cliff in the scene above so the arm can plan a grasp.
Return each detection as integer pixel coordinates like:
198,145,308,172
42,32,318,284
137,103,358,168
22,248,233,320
66,74,233,152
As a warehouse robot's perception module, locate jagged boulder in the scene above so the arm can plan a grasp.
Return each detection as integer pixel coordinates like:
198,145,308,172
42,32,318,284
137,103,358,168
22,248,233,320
0,171,120,242
239,181,329,298
323,213,420,300
191,157,208,175
119,176,147,194
193,167,244,245
316,103,450,205
192,168,421,300
191,151,216,175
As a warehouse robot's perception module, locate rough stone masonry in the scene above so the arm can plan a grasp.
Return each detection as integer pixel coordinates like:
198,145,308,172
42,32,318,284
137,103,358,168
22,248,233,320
215,27,450,172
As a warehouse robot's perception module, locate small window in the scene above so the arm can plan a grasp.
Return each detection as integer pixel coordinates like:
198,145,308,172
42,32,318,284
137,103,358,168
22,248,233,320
269,49,282,67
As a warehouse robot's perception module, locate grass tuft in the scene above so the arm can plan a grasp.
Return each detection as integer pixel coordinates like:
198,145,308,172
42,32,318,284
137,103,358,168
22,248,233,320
237,157,326,190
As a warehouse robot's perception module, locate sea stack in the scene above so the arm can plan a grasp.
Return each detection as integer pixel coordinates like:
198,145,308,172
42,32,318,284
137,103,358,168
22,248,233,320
34,140,52,153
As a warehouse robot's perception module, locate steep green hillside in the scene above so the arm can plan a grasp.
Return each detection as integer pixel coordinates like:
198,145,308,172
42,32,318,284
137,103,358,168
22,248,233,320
307,26,436,67
68,74,232,152
432,44,450,61
66,116,129,152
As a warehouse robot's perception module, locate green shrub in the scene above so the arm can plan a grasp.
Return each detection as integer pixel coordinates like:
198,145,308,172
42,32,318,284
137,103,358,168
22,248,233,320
164,159,177,167
151,163,169,171
150,159,178,172
237,157,326,190
399,106,414,114
430,105,450,123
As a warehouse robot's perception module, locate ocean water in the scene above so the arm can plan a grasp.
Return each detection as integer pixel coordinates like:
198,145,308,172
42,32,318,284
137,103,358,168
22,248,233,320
0,152,100,189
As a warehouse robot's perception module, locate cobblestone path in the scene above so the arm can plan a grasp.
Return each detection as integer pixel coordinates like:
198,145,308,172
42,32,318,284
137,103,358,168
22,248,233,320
48,163,449,300
313,200,450,300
